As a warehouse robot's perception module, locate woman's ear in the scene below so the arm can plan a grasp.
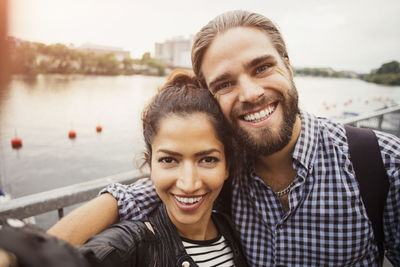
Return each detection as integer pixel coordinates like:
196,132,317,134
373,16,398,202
224,164,230,181
144,152,151,169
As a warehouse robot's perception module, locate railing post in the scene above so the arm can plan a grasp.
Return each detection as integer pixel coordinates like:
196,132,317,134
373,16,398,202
377,115,384,130
58,208,64,219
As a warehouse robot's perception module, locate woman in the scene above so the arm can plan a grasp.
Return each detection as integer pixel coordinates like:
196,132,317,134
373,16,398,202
0,70,247,267
77,70,247,266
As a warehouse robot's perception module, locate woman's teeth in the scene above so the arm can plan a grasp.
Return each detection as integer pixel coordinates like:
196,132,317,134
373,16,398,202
174,195,203,205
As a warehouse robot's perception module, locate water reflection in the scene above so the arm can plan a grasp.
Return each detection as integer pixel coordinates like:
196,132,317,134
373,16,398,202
0,74,164,198
0,74,399,200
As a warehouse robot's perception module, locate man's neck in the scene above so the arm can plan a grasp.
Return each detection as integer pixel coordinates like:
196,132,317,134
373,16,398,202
255,115,302,191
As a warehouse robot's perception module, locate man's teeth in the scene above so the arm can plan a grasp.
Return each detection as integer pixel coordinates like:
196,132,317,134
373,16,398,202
175,195,203,204
243,105,275,122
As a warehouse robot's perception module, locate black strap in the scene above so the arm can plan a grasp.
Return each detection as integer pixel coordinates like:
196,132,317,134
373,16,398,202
217,177,232,217
344,125,390,260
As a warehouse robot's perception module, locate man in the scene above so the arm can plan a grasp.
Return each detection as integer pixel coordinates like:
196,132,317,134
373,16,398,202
48,10,399,266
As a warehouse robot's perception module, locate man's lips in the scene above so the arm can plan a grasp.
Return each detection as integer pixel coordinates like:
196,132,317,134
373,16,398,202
240,102,278,123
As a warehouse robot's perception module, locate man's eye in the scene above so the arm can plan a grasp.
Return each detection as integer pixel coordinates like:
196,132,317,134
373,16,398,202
213,82,232,95
255,65,268,74
215,82,231,90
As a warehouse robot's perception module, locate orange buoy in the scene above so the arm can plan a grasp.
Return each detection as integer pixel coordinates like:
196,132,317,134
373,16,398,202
68,131,76,139
96,125,102,132
11,137,23,149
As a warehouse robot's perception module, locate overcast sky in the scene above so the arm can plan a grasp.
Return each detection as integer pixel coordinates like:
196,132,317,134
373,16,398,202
9,0,400,73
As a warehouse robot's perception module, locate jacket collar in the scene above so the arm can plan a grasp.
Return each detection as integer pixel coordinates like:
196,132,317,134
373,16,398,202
149,204,197,267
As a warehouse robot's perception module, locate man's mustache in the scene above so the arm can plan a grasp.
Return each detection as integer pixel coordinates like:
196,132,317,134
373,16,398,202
231,93,284,118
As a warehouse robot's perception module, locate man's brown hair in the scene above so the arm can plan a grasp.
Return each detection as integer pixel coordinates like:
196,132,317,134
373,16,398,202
191,10,289,88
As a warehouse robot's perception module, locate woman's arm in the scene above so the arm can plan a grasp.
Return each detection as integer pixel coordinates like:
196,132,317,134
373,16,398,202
47,178,161,245
47,193,118,245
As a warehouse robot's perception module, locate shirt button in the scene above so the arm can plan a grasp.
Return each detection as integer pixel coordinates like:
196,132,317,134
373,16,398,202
182,261,190,267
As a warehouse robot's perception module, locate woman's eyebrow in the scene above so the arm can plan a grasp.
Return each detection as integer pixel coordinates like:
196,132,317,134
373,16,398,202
194,149,221,157
156,149,182,156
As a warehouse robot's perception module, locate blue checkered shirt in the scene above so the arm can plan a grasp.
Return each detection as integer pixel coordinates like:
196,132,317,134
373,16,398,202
102,111,400,266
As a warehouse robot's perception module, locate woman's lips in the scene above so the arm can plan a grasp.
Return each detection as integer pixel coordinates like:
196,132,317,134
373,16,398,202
172,194,207,212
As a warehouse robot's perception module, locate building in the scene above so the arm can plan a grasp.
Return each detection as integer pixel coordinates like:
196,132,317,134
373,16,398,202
73,43,131,61
154,36,193,69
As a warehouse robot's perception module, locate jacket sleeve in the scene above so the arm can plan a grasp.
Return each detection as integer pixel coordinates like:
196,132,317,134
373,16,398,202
100,177,161,221
376,131,400,266
78,220,152,267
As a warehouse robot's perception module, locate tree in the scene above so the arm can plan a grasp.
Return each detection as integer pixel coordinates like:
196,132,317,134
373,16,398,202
12,42,36,74
122,57,135,74
376,61,400,74
363,61,400,86
141,52,151,64
96,53,120,75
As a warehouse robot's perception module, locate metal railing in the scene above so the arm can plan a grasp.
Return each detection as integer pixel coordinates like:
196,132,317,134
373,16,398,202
337,105,400,137
1,105,399,222
0,170,149,221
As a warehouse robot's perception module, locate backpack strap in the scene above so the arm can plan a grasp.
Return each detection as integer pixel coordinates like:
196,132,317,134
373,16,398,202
344,125,390,260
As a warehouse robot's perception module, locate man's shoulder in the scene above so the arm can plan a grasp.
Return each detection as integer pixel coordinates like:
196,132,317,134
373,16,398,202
300,111,347,146
373,130,400,169
374,129,400,150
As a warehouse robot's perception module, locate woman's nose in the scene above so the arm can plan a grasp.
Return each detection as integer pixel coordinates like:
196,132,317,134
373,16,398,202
176,163,202,193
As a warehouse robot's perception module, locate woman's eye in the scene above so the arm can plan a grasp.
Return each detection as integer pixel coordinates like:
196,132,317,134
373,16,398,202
200,156,219,164
159,157,176,164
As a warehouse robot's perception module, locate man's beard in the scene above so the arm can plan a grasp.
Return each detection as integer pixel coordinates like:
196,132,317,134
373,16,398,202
230,82,300,157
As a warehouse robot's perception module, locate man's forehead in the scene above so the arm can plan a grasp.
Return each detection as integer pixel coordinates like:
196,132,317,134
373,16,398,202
201,27,280,85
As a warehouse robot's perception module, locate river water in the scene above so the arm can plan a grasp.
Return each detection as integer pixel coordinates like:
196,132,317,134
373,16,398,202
1,74,400,228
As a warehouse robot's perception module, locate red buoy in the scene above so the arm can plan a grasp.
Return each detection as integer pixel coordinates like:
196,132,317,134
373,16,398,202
11,137,23,149
68,131,76,139
96,125,102,132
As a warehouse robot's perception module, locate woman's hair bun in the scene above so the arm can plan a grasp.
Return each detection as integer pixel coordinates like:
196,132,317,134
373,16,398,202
160,69,200,92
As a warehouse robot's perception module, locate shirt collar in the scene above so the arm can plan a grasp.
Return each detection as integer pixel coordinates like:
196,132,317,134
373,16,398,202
292,111,320,171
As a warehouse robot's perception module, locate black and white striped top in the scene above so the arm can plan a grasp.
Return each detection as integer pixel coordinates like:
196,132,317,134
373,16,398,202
181,235,234,267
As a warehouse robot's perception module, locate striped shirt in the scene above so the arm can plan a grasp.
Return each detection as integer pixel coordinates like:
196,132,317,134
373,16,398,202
182,235,234,267
102,111,400,266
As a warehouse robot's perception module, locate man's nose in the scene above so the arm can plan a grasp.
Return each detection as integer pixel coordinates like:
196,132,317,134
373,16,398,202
176,162,202,193
237,76,264,103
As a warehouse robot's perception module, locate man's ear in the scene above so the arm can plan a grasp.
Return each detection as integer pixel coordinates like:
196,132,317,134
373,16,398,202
284,57,294,77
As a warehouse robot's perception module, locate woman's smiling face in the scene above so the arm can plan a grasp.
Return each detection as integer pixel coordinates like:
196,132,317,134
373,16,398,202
150,113,229,237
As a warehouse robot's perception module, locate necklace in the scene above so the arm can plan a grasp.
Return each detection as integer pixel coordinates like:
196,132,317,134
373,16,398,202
275,181,295,197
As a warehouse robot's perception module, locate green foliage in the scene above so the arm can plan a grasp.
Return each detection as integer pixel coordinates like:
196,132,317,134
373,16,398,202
294,67,357,79
140,52,166,76
362,61,400,86
11,42,37,74
376,61,400,74
9,40,166,76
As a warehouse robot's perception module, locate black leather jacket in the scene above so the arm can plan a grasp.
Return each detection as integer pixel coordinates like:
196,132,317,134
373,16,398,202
79,204,248,267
